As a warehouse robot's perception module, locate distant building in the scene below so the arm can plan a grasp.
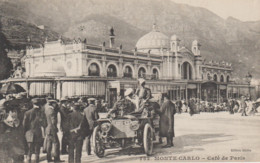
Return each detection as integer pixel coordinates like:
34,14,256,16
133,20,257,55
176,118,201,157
1,24,256,104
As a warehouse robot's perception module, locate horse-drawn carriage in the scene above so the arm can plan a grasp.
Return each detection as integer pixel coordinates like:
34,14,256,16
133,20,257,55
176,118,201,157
93,102,160,157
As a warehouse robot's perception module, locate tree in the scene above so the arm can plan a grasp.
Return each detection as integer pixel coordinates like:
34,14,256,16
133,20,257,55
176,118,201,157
0,17,13,80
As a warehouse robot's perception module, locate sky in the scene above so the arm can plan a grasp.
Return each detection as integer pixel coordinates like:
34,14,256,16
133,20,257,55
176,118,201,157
171,0,260,21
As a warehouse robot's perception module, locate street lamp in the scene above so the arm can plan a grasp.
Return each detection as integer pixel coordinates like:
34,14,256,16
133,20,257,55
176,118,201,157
245,72,252,99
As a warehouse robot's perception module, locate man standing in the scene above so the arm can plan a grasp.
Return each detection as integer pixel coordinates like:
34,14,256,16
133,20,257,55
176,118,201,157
45,99,63,162
23,98,46,163
159,94,176,148
135,78,152,112
84,98,99,155
68,103,88,163
60,97,71,154
241,96,247,116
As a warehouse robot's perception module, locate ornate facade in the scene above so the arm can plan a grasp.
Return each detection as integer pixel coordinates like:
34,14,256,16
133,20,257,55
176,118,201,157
4,24,253,105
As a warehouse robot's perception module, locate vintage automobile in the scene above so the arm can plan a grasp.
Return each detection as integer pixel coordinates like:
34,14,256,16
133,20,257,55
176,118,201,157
92,102,160,158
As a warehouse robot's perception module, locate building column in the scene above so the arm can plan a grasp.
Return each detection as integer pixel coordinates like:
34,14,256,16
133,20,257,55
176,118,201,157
185,85,188,101
217,84,219,103
187,64,190,80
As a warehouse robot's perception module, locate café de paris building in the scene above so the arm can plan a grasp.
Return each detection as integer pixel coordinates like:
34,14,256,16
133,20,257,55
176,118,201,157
2,25,238,105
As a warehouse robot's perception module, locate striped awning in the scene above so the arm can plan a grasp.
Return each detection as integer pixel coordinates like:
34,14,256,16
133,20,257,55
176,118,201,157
61,81,105,97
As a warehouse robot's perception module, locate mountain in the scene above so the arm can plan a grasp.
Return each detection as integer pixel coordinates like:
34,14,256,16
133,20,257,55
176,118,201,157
0,0,259,78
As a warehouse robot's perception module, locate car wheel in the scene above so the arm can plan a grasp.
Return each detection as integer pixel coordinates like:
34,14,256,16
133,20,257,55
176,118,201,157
143,123,153,156
93,126,105,158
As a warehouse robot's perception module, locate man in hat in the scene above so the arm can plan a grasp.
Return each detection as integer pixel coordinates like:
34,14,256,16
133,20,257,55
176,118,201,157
158,94,176,148
135,78,152,112
60,97,72,154
23,98,46,163
0,100,26,162
45,99,64,162
107,88,136,117
68,103,89,163
83,98,99,155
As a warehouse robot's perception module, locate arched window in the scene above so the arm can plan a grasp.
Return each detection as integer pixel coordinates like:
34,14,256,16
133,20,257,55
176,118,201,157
220,75,224,82
88,63,100,76
213,74,218,81
138,67,146,78
181,62,193,80
151,68,159,80
207,73,211,80
107,64,117,77
123,66,133,78
227,76,230,82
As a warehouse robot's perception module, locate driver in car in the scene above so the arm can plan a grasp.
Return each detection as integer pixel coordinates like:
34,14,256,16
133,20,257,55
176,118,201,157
107,88,136,118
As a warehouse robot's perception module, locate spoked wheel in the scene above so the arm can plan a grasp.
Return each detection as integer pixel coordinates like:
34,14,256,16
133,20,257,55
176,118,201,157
143,123,153,156
93,126,105,158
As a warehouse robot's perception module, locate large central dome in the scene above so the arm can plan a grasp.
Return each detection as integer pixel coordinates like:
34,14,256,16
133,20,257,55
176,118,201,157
136,24,169,51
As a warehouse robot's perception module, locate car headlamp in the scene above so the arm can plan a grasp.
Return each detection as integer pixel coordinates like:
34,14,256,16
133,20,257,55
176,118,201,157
100,122,111,132
130,120,139,131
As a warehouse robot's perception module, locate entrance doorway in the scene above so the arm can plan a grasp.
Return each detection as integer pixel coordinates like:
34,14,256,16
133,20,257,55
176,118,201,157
201,82,217,102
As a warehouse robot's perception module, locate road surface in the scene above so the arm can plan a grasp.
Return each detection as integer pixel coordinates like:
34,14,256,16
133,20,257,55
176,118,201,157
39,112,260,162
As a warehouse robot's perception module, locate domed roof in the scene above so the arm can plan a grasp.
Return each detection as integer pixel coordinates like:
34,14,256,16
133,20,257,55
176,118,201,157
34,60,66,77
136,24,169,50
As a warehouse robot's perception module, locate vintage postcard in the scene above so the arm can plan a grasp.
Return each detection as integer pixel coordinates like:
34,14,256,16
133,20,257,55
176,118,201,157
0,0,259,162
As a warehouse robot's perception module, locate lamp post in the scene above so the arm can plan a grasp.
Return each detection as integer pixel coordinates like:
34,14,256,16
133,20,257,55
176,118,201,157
245,72,252,100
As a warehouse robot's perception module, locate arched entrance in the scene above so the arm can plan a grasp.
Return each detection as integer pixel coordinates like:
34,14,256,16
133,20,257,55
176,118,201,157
220,75,224,82
181,62,193,80
151,68,159,79
201,81,217,102
123,66,133,78
107,64,117,77
138,67,146,78
88,63,100,76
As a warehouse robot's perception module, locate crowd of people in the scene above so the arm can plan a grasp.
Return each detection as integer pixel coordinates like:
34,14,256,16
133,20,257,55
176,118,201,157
172,96,259,116
0,79,259,163
0,93,104,163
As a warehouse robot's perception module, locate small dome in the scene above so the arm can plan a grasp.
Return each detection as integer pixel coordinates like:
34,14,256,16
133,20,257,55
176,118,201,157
35,61,66,77
136,24,169,51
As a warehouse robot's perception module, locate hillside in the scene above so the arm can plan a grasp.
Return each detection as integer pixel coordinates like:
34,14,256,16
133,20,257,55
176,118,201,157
0,0,260,78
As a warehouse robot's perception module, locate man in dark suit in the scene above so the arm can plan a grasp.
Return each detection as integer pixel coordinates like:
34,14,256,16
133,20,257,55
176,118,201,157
68,103,89,163
23,98,46,163
60,97,71,154
83,98,99,155
45,100,63,162
158,94,176,148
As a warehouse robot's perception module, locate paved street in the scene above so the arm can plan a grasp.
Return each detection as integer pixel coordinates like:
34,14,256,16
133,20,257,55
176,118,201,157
40,112,260,162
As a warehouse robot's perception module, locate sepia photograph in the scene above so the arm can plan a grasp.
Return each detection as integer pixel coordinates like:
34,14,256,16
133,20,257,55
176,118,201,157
0,0,260,162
